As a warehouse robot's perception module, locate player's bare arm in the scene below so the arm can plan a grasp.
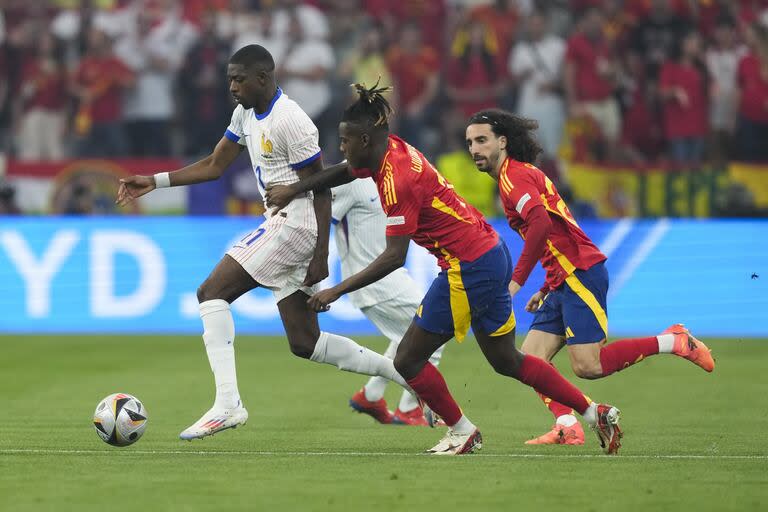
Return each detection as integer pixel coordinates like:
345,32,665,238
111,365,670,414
265,161,353,210
299,159,331,286
116,137,244,206
307,234,410,312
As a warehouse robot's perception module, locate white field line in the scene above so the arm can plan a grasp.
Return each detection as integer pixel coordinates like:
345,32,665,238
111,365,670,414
608,218,670,300
599,218,635,258
0,449,766,460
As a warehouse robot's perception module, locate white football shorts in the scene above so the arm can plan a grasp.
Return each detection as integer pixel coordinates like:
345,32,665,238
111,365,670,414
227,212,319,303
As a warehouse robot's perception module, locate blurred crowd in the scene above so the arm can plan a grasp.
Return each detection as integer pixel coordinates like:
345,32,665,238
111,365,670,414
2,0,768,217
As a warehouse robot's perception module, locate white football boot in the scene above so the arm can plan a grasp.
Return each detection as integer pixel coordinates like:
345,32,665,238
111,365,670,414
179,401,248,441
426,428,482,455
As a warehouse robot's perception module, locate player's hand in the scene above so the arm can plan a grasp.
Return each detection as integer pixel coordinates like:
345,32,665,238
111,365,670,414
307,287,340,313
303,252,329,287
525,291,546,313
264,184,297,211
116,175,156,206
508,280,522,298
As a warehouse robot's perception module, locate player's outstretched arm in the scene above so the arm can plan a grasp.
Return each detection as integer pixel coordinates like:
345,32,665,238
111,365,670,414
307,234,410,312
265,161,354,210
116,137,243,206
299,159,331,286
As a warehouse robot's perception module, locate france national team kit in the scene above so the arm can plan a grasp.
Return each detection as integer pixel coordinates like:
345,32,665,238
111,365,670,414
223,87,323,301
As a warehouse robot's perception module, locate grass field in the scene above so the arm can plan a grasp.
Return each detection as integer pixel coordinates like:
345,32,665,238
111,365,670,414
1,335,766,511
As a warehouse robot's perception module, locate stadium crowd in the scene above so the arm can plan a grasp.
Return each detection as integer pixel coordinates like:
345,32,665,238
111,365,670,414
1,0,768,216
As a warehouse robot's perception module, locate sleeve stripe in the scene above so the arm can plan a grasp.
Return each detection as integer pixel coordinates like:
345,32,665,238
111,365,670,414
516,193,532,214
224,129,241,143
290,150,322,170
331,217,340,225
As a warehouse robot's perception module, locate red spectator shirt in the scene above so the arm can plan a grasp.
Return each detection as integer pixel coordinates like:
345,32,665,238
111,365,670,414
386,46,439,110
659,61,708,138
737,54,768,123
21,60,67,111
498,158,606,290
565,33,615,101
74,56,134,123
350,135,499,268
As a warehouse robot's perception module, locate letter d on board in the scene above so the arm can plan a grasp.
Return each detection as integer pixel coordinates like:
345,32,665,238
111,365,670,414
91,231,165,317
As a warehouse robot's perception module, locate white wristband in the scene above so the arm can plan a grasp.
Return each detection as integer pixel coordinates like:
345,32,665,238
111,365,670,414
154,172,171,188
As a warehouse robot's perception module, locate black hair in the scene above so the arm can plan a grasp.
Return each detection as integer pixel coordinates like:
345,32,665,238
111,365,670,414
229,44,275,71
341,80,393,132
468,109,542,164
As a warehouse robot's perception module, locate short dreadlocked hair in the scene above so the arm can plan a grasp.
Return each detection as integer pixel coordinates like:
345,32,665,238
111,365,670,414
342,80,393,133
468,109,542,164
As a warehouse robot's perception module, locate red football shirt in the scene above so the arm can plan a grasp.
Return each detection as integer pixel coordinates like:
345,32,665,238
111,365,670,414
350,135,499,269
737,54,768,123
565,33,614,102
74,56,134,123
498,158,606,290
659,61,708,138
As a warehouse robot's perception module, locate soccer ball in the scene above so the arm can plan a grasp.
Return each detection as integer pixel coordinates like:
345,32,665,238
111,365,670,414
93,393,148,447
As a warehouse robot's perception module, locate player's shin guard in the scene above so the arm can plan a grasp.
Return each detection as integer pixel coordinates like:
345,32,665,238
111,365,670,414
199,299,240,410
599,337,659,376
405,362,463,427
311,331,411,390
518,354,591,415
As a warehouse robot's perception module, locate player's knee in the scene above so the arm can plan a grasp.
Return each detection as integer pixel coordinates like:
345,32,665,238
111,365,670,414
196,282,215,303
286,329,319,360
490,351,524,378
572,360,603,380
393,350,418,381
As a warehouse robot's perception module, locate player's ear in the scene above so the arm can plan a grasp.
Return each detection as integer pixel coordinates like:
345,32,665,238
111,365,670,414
360,132,370,148
498,135,507,151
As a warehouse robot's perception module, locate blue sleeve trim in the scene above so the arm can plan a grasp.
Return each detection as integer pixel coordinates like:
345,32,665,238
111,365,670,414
331,217,340,225
224,129,241,143
290,150,322,170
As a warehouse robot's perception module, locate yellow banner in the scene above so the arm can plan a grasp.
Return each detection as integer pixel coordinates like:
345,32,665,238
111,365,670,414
566,162,767,217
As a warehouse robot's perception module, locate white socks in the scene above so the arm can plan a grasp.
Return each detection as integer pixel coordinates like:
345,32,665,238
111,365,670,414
311,332,411,391
199,299,241,410
657,334,675,353
362,340,398,402
582,402,598,426
364,339,445,412
452,415,476,435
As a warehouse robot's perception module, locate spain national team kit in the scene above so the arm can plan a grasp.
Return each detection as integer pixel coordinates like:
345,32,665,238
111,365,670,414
350,135,517,342
497,157,609,344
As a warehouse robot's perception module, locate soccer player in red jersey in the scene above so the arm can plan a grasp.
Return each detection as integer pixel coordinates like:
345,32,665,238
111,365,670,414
267,84,623,455
465,109,715,446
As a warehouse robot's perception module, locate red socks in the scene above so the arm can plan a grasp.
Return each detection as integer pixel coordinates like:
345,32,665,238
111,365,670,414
536,391,574,419
406,362,463,426
599,337,659,376
518,355,590,415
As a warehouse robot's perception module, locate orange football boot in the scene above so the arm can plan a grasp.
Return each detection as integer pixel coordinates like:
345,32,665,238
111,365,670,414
664,324,715,372
525,422,585,445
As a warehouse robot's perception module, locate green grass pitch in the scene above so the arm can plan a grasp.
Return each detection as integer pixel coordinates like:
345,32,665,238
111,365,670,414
1,335,766,511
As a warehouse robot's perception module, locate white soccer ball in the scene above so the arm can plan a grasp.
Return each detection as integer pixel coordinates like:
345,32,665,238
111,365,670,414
93,393,148,447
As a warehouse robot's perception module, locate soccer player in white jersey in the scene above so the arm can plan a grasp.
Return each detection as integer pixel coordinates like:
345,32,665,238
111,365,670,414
332,179,445,426
116,45,412,440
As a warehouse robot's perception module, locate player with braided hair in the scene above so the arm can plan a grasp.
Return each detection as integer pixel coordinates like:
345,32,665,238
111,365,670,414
266,83,624,455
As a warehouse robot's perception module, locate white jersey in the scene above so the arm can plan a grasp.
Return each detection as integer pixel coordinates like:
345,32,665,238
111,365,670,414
225,87,321,228
332,179,422,309
224,88,322,302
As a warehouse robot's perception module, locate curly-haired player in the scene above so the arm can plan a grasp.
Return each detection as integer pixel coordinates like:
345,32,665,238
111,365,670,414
466,108,714,446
